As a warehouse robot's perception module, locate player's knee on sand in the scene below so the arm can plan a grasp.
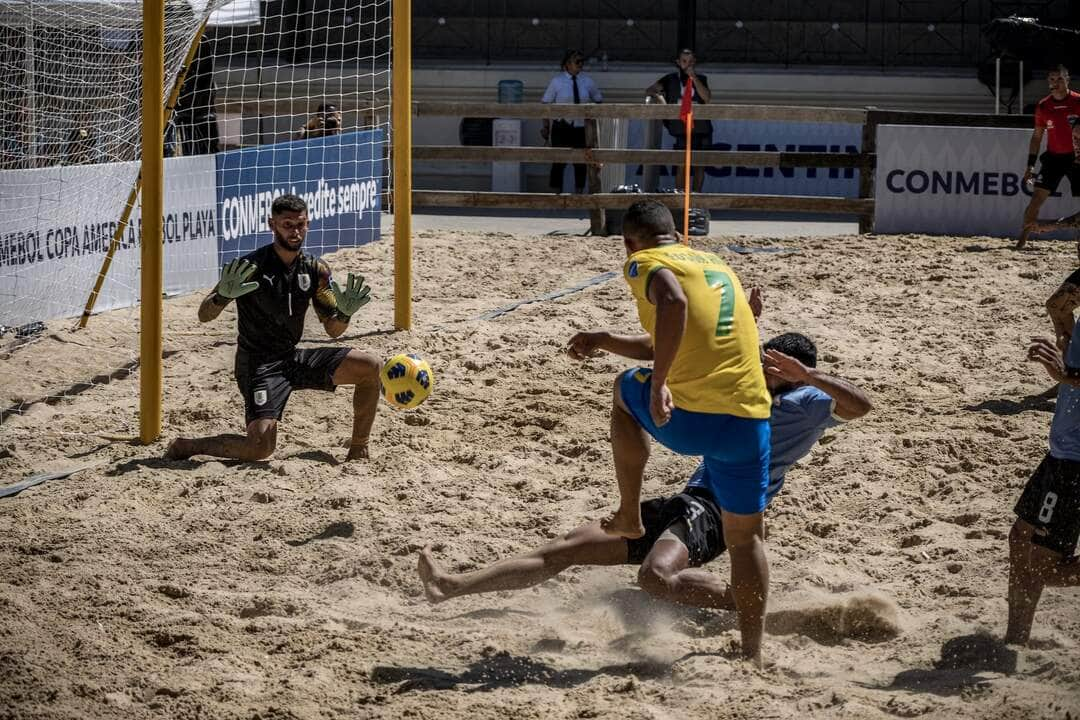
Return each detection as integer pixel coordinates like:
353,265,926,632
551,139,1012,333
637,560,676,596
637,536,687,596
249,435,276,460
247,423,277,460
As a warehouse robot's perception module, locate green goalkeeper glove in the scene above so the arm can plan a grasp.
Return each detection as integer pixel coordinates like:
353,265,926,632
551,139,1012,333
331,273,371,319
215,259,259,301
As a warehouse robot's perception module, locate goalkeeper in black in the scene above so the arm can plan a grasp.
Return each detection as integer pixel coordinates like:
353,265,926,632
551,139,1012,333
165,194,382,462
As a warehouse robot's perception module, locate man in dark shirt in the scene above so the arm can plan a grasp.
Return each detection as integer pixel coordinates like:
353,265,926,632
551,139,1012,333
165,194,381,462
646,48,713,193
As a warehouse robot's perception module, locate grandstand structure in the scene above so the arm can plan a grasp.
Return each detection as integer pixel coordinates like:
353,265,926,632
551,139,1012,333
201,1,1074,192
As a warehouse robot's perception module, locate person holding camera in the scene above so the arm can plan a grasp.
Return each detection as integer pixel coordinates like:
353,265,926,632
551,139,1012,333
646,48,713,193
295,103,343,140
540,50,603,194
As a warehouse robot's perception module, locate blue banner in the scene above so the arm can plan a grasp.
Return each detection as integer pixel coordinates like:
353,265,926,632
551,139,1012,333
215,129,384,263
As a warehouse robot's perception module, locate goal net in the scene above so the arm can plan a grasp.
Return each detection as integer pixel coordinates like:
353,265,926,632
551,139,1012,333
0,0,392,448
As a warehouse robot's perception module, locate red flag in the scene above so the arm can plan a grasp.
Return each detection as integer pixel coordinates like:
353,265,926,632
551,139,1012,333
679,75,694,132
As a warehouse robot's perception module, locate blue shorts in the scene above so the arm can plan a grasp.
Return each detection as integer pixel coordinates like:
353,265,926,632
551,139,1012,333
619,368,771,514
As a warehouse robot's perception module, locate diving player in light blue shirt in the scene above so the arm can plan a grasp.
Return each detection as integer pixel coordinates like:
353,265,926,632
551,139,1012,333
686,331,864,504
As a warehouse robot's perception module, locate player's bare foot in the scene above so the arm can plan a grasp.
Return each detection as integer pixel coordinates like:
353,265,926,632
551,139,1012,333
345,441,369,461
600,510,645,539
418,547,453,603
164,438,193,460
742,648,765,669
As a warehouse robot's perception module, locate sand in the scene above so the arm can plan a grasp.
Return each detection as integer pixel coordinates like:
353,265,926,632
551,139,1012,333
1,228,1079,719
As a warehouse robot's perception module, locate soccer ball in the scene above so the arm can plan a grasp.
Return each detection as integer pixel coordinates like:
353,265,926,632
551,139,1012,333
380,353,434,409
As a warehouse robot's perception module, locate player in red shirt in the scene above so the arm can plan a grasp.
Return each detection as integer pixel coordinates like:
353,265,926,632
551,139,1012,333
1018,65,1080,249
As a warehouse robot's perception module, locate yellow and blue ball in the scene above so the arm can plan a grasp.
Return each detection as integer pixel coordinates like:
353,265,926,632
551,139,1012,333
380,353,434,409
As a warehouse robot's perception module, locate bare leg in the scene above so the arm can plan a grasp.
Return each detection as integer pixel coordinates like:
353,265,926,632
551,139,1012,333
722,509,769,666
601,377,649,539
1006,518,1068,644
331,350,381,461
1042,554,1080,586
1017,188,1050,248
165,418,277,462
637,530,735,610
418,521,627,603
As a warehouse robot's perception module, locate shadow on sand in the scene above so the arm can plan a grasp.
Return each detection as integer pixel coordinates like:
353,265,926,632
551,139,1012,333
285,520,354,547
862,633,1017,697
371,650,671,693
964,394,1055,416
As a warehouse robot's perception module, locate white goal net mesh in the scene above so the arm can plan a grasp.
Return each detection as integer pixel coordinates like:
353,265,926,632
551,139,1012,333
0,0,392,447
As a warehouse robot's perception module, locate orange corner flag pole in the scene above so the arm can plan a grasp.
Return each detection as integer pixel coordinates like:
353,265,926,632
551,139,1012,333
678,76,694,243
682,115,692,242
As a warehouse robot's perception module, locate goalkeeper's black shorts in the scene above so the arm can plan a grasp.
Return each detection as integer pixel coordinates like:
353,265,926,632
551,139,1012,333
235,348,350,424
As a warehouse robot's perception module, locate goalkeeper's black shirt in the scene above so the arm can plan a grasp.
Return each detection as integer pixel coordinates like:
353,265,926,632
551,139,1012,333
233,243,335,360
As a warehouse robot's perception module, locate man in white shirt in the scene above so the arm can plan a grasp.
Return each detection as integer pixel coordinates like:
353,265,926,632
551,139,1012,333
540,50,603,194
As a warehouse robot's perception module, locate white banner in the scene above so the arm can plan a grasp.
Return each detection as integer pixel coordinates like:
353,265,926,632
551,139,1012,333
0,155,218,326
875,124,1078,237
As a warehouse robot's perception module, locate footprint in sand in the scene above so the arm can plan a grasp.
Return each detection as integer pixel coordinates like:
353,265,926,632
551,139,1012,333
238,597,303,619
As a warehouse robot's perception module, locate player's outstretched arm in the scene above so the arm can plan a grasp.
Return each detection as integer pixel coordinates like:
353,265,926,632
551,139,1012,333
1046,277,1080,350
566,331,653,361
197,288,227,323
764,349,873,420
1028,336,1080,386
197,259,259,323
646,269,687,427
313,264,371,339
1023,127,1045,185
747,286,763,319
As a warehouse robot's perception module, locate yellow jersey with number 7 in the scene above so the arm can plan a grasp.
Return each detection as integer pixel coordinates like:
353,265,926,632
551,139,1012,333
624,243,770,418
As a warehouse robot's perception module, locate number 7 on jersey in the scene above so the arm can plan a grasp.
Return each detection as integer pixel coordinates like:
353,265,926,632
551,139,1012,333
704,269,735,337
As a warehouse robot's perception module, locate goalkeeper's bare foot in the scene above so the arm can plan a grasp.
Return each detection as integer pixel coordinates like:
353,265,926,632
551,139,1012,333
418,547,453,604
600,509,645,539
345,441,370,461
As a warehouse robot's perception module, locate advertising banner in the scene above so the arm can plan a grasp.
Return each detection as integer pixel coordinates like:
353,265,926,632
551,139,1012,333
625,119,862,197
875,124,1077,237
215,129,384,263
0,129,386,325
0,155,218,326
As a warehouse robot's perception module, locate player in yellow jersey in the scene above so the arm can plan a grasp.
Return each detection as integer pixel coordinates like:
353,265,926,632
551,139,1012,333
567,200,772,663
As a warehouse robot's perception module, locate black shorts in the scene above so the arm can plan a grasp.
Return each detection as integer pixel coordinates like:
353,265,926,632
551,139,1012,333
627,487,725,567
1034,151,1080,195
235,347,351,424
1014,453,1080,556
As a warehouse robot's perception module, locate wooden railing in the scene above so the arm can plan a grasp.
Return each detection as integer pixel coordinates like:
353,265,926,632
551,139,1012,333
411,102,1034,234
